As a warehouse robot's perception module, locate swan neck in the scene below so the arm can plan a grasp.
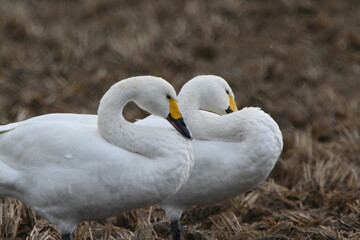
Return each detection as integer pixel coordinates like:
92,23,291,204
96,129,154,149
178,91,200,118
178,91,216,139
97,86,132,149
97,83,179,159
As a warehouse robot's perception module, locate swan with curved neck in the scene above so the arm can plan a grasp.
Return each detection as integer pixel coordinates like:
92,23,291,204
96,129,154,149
137,75,283,240
0,76,194,240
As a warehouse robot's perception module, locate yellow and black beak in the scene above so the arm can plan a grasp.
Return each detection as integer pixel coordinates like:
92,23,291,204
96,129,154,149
166,98,193,140
225,94,238,114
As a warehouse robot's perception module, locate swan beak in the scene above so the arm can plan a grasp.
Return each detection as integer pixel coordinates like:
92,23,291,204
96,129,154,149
226,94,238,114
167,115,193,140
167,99,193,140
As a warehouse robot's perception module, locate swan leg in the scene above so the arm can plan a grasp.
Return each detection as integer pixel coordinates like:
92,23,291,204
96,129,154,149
170,220,182,240
61,233,73,240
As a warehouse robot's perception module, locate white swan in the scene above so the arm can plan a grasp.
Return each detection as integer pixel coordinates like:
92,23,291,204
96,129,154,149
136,75,283,240
0,76,194,240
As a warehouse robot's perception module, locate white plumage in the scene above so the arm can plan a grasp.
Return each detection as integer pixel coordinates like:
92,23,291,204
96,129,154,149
136,75,283,240
0,76,194,240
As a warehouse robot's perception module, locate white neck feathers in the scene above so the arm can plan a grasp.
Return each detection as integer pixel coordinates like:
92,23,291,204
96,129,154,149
97,80,179,159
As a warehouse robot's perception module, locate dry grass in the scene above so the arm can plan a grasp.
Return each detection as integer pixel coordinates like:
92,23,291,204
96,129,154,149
0,0,359,239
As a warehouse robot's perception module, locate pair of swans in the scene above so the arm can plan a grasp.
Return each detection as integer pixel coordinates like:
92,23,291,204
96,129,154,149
0,75,283,240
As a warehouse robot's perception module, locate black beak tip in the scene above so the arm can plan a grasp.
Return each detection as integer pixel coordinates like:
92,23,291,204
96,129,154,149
180,127,193,140
226,107,233,114
167,115,193,140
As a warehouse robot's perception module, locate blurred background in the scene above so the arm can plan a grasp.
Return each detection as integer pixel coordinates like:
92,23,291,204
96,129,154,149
0,0,359,239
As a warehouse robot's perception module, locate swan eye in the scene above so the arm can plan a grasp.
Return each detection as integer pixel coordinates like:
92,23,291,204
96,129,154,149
166,95,171,100
225,90,230,94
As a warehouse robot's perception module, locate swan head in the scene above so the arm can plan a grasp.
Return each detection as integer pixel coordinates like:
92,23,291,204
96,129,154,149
101,76,193,140
134,76,193,140
180,75,238,115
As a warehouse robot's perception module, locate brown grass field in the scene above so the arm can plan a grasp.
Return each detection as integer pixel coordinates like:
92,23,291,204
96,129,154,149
0,0,359,239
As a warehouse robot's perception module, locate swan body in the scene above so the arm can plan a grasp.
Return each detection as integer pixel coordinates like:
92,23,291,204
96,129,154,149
0,76,194,239
158,107,282,216
136,75,283,239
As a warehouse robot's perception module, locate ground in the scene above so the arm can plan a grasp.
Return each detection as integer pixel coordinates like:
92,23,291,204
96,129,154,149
0,0,359,239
